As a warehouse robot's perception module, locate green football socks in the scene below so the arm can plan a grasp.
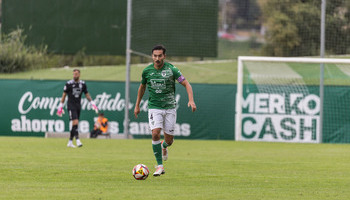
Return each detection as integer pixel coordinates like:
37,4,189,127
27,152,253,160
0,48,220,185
152,142,163,165
162,141,169,149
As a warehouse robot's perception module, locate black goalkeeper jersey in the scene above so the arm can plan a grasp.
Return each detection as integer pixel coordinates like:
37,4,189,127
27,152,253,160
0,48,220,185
63,80,88,109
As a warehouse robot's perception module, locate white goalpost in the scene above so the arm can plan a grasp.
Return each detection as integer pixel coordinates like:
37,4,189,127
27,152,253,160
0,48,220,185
236,56,350,143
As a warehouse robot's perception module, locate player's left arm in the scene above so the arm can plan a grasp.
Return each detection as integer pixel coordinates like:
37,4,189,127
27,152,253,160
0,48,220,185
180,80,196,112
85,92,99,113
173,65,196,112
85,92,93,102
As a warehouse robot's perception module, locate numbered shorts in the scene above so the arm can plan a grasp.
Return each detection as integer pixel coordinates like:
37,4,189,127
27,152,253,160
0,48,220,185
148,109,177,135
68,108,81,120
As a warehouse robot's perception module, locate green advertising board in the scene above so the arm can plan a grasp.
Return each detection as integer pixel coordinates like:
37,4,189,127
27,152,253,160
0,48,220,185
0,80,235,140
1,79,350,143
239,85,320,143
238,84,350,143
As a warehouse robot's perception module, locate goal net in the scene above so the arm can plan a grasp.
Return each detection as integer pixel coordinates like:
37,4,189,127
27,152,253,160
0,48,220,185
236,56,350,143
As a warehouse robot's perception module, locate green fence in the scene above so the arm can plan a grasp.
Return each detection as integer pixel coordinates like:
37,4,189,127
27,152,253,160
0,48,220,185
2,0,218,56
2,0,127,55
131,0,218,57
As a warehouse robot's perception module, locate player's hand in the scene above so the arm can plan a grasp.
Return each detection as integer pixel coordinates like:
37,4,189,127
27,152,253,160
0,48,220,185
188,101,196,112
134,106,140,119
90,101,99,114
56,103,65,117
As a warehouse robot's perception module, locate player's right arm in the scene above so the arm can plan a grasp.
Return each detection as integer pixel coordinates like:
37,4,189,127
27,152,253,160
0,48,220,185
56,92,67,117
60,92,67,104
57,82,69,117
134,83,146,119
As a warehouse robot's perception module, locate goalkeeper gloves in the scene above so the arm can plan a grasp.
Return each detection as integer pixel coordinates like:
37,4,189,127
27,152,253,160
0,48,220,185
90,101,99,114
56,103,65,117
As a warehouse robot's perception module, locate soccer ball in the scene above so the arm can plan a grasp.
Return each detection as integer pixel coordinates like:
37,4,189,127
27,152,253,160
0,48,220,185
132,164,149,180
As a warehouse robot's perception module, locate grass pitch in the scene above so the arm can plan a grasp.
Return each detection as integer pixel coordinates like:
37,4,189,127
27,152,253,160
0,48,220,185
2,59,350,86
0,61,237,84
0,137,349,199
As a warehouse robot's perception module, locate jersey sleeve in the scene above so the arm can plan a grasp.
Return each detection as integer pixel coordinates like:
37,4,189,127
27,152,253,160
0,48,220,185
141,69,147,85
63,82,69,93
83,83,88,94
171,65,185,83
172,65,182,79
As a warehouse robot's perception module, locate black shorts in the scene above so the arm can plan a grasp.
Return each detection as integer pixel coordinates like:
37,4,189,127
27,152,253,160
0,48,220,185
68,108,81,120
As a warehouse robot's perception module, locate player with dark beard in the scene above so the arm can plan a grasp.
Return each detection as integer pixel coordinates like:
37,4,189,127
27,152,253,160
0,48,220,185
57,69,98,148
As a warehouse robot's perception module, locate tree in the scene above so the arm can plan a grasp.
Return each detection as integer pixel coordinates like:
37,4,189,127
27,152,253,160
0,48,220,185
262,0,350,56
221,0,261,31
231,0,262,29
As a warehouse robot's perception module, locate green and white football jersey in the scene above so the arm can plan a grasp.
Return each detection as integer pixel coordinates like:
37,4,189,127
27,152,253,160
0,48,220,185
141,62,183,109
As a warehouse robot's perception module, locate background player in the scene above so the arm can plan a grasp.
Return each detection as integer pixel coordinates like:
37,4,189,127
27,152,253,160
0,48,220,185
134,45,196,176
56,69,98,148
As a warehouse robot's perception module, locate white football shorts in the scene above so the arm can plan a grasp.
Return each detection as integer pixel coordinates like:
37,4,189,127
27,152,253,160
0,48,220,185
148,108,177,135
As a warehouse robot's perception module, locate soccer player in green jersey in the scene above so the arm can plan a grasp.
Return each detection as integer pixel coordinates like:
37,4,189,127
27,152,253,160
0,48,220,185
134,45,196,176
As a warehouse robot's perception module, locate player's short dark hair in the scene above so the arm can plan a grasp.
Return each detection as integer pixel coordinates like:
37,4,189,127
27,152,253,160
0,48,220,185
98,112,104,116
152,45,166,54
73,69,80,73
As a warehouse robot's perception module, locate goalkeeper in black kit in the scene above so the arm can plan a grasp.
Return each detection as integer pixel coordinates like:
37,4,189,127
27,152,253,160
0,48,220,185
56,69,98,148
